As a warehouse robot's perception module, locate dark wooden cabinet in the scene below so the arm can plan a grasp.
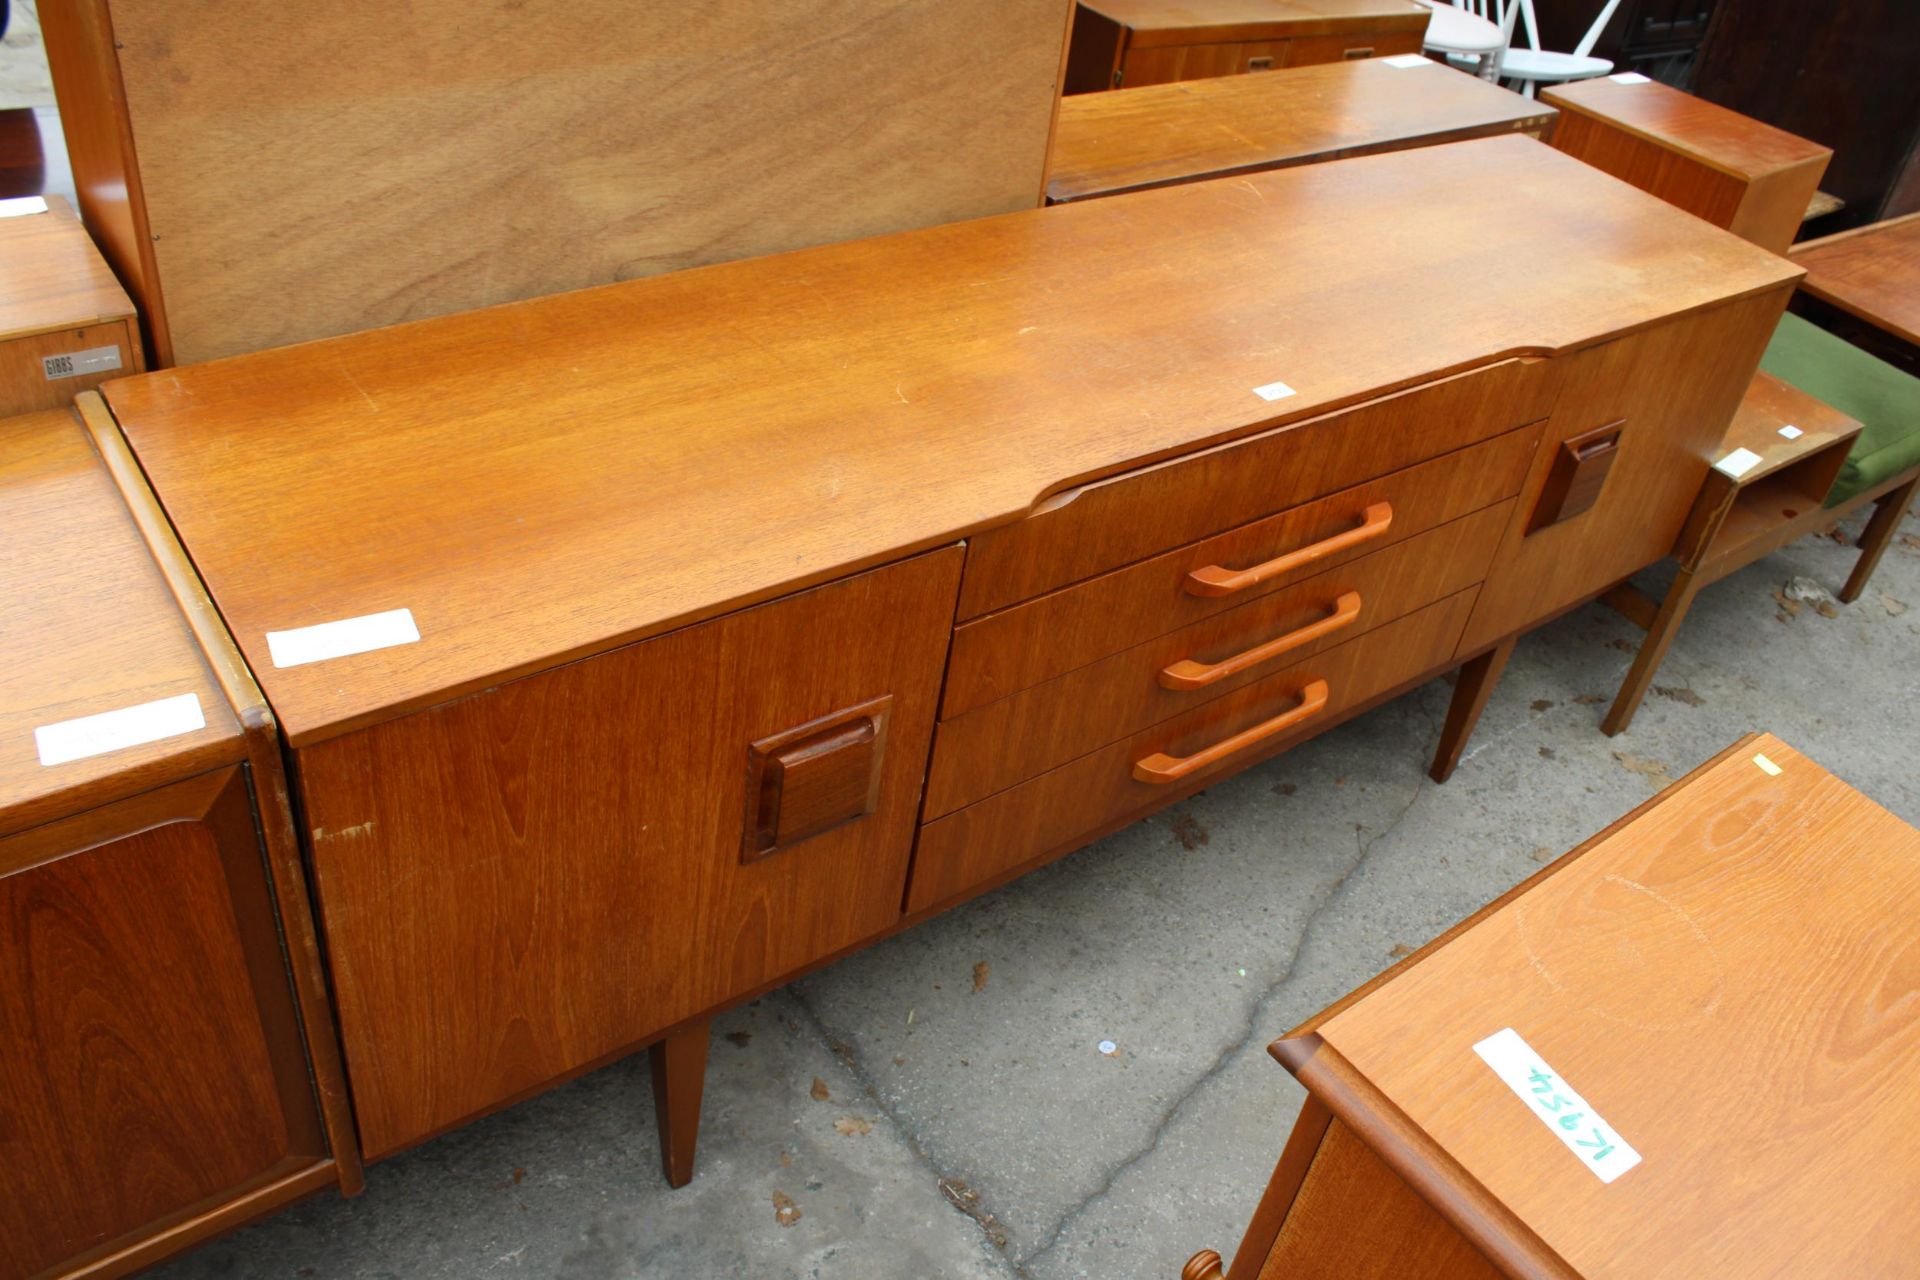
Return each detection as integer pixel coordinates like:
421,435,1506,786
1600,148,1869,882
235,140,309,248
0,406,358,1280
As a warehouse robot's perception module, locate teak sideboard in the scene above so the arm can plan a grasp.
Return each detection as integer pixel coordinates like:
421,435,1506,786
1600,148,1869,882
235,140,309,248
1,408,357,1280
91,137,1797,1201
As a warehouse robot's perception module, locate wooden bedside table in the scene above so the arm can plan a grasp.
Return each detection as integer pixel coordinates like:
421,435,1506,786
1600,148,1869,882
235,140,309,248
1789,212,1920,375
1188,732,1920,1278
1543,74,1831,256
0,195,141,416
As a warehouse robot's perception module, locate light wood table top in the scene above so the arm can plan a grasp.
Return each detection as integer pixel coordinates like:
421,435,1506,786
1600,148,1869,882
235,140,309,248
0,194,134,343
103,136,1797,748
1049,58,1555,202
1278,732,1920,1278
1544,76,1832,185
0,408,238,834
1790,212,1920,352
1084,0,1430,42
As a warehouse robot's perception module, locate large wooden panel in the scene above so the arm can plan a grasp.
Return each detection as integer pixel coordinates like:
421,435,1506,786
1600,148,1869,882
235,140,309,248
42,0,1075,364
907,590,1472,914
1049,59,1556,203
945,425,1538,716
104,137,1800,747
0,770,324,1280
1297,734,1920,1279
929,502,1511,815
298,548,961,1159
1461,290,1787,653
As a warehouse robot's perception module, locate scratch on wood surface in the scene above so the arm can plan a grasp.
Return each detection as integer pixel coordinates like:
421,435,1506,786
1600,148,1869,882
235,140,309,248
313,821,377,842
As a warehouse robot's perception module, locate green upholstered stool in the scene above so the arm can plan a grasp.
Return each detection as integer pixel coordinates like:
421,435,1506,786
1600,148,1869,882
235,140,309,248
1760,312,1920,508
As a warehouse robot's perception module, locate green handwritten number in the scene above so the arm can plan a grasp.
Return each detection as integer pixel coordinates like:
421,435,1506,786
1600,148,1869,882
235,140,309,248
1574,1129,1615,1161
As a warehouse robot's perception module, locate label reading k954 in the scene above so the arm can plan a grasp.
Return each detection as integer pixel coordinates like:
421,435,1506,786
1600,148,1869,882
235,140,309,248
1473,1027,1642,1183
43,344,124,381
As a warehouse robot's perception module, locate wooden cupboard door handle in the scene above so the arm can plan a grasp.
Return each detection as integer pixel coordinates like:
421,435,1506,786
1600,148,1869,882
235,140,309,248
1158,592,1361,691
1185,503,1392,597
1132,680,1330,784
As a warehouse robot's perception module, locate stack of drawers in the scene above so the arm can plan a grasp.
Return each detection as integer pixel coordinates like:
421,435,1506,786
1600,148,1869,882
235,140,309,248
907,360,1558,912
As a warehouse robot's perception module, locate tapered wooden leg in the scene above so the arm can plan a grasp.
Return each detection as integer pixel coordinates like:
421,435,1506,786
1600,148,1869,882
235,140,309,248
1602,567,1704,737
649,1020,710,1188
1838,475,1918,603
1430,636,1516,783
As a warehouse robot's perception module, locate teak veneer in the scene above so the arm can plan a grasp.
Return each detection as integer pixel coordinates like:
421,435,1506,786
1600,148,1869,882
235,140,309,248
99,136,1798,1186
1065,0,1431,93
0,404,357,1280
1543,76,1832,256
0,195,141,416
1048,57,1556,203
1788,211,1920,371
1194,733,1920,1278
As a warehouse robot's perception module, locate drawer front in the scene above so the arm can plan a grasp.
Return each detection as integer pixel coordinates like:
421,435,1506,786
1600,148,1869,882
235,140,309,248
1284,30,1425,66
0,769,326,1279
958,358,1554,619
1462,292,1787,654
944,424,1539,718
929,501,1511,817
908,588,1475,915
299,547,962,1159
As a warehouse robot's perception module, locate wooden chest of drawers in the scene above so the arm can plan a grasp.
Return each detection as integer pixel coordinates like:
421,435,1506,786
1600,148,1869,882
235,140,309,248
0,196,142,416
1066,0,1433,93
0,405,356,1280
98,137,1799,1195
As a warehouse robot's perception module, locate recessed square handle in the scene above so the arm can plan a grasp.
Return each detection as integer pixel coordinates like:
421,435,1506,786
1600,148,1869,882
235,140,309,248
1529,420,1623,533
742,696,891,863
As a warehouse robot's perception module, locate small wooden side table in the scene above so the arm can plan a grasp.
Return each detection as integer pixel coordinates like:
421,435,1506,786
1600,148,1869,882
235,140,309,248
1543,75,1830,256
1599,370,1860,735
1187,731,1920,1279
0,193,142,416
1790,211,1920,376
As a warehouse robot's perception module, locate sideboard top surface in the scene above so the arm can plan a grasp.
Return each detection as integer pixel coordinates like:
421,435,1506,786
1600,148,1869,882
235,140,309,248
1543,77,1833,180
106,136,1799,747
0,195,135,343
1,409,240,834
1296,733,1920,1278
1048,58,1558,202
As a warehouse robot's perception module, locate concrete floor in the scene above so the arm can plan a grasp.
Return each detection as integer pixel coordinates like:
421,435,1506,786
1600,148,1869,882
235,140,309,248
6,15,1918,1279
132,513,1915,1280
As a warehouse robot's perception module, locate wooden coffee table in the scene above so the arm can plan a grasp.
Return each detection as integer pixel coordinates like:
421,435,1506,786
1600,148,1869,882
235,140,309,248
1791,212,1920,374
1188,731,1920,1278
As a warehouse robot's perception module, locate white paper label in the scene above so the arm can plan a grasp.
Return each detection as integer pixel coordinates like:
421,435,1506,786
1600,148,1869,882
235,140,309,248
35,692,206,766
1778,424,1803,440
1713,446,1762,478
1754,752,1783,776
43,344,123,381
1610,72,1652,84
267,608,420,668
0,195,50,218
1253,380,1297,402
1383,53,1432,68
1474,1028,1641,1183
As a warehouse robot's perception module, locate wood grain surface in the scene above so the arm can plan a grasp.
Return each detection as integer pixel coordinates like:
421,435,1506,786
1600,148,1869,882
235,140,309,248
1087,0,1430,44
0,194,134,342
1544,78,1829,256
1301,734,1920,1279
298,549,960,1159
104,136,1799,748
1790,212,1920,350
1050,59,1554,203
0,769,323,1280
43,0,1074,364
0,408,239,834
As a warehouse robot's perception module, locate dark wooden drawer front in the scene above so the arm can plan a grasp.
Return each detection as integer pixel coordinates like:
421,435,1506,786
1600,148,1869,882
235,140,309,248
0,769,326,1280
945,424,1539,718
958,358,1553,620
907,588,1475,915
298,547,962,1160
928,502,1511,817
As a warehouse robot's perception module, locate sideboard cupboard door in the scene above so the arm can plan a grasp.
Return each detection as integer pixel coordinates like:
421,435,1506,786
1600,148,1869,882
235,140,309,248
1461,290,1789,653
297,547,963,1159
0,768,327,1280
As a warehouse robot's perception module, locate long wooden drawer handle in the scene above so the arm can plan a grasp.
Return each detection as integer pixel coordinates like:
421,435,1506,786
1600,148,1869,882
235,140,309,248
1159,592,1362,691
1185,502,1392,597
1132,679,1330,784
